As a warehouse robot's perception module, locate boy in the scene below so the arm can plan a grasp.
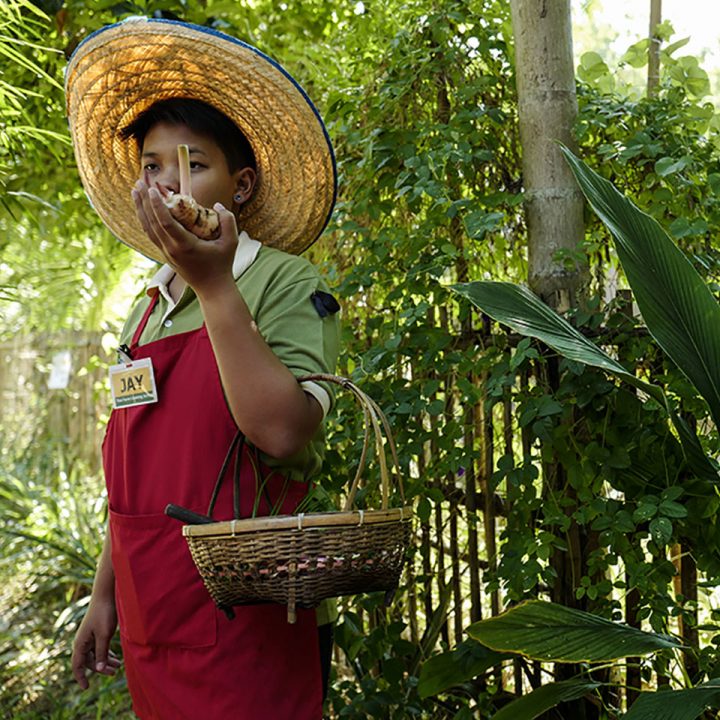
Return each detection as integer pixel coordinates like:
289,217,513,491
66,18,339,720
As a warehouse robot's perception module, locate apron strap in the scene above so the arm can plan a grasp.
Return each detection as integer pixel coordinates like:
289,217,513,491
130,291,161,350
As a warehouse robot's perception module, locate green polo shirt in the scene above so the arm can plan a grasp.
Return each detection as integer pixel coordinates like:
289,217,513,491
120,242,340,626
120,243,340,483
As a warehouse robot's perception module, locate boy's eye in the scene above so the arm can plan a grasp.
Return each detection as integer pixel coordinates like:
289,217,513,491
143,163,159,172
189,161,206,170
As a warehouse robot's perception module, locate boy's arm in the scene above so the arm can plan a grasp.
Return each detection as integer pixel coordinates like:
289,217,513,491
134,186,325,458
197,280,324,458
71,531,121,689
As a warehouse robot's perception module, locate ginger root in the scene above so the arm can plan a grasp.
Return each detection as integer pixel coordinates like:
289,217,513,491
163,191,221,240
159,144,220,240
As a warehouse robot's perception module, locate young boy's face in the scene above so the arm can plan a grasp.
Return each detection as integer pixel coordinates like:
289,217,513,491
140,122,242,210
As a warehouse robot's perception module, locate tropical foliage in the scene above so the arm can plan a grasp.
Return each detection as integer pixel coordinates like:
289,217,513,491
452,147,720,716
4,1,720,719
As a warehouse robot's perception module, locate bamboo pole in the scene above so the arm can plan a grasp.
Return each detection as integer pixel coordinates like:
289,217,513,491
449,507,463,644
478,385,499,618
647,0,662,97
680,549,699,680
625,579,642,705
503,392,524,695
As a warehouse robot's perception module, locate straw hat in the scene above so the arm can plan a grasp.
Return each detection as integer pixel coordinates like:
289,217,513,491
65,17,337,260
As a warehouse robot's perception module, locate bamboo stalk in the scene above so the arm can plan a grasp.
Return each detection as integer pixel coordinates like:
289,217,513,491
519,370,544,687
417,444,434,622
464,419,482,624
647,0,662,97
479,384,501,691
503,390,523,695
680,548,699,680
435,498,449,646
177,144,192,196
625,579,642,705
479,386,499,618
406,549,419,645
438,312,463,645
449,507,463,644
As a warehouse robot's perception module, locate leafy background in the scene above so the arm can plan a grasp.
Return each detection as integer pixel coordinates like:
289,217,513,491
4,0,720,718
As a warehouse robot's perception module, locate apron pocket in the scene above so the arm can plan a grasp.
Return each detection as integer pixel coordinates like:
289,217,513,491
109,508,217,648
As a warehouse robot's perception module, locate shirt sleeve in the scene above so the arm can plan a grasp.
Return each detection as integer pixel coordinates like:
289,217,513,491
253,268,340,416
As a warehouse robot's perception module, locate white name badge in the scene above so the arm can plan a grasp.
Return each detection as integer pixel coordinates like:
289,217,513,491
109,358,159,409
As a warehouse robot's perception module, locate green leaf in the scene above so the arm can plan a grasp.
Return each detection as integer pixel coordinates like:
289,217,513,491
578,51,610,82
561,147,720,431
659,500,687,518
492,680,601,720
621,39,650,68
655,156,689,177
633,503,658,523
417,497,431,524
463,210,504,240
650,517,673,545
537,397,564,418
708,173,720,195
450,280,720,483
654,20,675,42
624,680,720,720
417,640,510,698
451,281,650,393
671,414,720,483
467,600,681,663
663,37,691,57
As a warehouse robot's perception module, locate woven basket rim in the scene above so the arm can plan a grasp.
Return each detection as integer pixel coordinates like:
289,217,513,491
183,505,414,538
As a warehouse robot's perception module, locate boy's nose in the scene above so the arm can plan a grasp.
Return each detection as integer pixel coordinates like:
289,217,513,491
151,167,180,194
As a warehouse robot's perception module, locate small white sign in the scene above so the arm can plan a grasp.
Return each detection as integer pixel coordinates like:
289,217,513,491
48,350,72,390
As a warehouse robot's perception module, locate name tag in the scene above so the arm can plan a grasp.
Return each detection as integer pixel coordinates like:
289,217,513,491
109,358,158,409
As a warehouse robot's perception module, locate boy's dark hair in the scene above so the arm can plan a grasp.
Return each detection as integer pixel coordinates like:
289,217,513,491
120,97,256,172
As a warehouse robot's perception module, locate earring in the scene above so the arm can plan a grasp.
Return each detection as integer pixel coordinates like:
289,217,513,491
233,193,244,203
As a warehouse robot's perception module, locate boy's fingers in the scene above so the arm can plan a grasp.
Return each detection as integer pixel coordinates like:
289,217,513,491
72,662,89,689
214,202,235,229
71,637,92,689
147,187,196,253
132,182,176,255
132,186,163,249
213,203,240,248
107,650,123,668
93,634,111,673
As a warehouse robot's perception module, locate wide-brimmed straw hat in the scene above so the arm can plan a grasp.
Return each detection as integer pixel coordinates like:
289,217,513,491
65,17,337,260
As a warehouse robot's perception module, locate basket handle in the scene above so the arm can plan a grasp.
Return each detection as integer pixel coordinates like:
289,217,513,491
206,432,245,519
298,374,405,511
167,432,245,525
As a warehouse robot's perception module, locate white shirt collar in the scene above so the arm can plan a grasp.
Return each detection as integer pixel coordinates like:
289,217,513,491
146,231,262,308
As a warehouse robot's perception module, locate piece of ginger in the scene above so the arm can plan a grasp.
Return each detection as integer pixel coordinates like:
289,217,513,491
160,144,221,240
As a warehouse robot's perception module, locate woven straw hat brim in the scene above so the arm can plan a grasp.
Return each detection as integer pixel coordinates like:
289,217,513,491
65,18,337,261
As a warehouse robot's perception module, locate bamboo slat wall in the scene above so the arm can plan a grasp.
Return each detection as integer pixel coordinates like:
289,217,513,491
0,332,108,469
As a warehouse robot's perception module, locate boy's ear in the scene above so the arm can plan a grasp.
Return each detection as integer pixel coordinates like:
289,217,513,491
233,167,257,205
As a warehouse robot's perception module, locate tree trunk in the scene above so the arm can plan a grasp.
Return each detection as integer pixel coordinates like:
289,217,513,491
511,4,589,716
510,0,585,309
647,0,662,97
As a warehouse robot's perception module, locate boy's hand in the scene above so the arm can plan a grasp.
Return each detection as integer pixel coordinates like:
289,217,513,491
71,598,121,689
132,181,238,295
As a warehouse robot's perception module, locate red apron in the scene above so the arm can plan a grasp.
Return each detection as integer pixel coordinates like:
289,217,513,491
102,293,322,720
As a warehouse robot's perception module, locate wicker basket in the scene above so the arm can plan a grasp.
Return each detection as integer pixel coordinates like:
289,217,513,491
172,374,413,623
